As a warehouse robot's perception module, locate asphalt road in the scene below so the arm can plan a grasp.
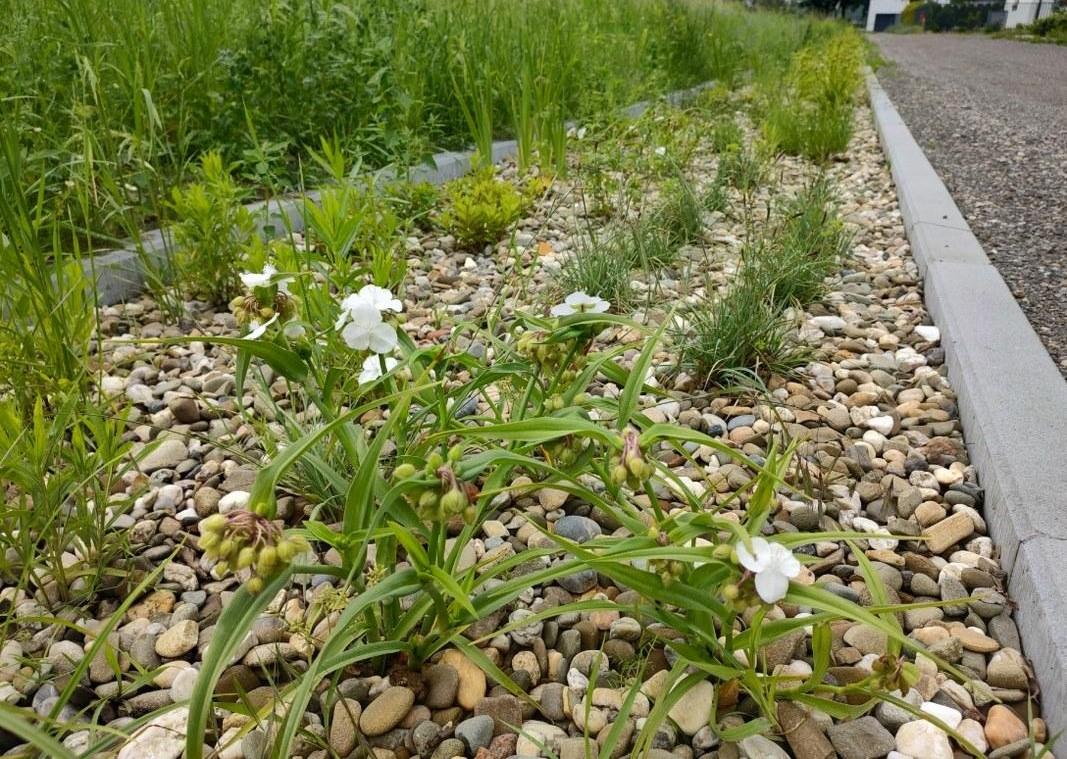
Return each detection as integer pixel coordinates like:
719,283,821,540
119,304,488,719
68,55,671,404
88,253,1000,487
874,33,1067,371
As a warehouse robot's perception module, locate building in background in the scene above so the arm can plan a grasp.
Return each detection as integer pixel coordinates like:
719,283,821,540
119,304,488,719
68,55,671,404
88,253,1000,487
866,0,909,30
1004,0,1057,26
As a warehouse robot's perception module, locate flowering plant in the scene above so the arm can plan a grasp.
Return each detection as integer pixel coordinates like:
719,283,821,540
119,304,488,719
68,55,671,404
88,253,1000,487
174,273,968,759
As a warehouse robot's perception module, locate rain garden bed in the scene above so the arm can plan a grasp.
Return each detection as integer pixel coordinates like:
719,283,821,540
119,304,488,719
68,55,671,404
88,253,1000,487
0,5,1049,759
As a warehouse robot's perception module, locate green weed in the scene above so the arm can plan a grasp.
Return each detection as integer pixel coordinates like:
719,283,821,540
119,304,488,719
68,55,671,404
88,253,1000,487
166,152,255,304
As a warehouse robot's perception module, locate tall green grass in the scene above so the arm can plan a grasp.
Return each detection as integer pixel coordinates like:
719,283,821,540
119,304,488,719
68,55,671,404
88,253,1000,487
759,30,865,162
0,0,840,249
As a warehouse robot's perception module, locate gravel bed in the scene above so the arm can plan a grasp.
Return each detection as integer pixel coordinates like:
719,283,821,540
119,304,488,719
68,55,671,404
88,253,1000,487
874,33,1067,372
0,100,1047,759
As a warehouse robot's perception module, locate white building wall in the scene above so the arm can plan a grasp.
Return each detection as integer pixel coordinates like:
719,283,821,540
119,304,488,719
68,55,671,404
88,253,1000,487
866,0,909,30
1004,0,1056,27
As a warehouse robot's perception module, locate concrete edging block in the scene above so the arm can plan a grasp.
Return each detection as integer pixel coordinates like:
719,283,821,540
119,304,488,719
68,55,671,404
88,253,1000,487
868,70,1067,734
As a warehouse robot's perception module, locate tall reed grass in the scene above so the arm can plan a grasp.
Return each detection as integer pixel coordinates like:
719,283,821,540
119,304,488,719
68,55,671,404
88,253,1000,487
0,0,840,248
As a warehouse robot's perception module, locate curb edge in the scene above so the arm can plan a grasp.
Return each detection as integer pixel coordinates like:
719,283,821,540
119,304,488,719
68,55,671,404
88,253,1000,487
867,71,1067,735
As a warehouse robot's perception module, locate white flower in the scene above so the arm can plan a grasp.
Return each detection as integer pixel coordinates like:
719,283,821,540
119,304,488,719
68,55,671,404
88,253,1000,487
282,321,306,340
654,146,667,157
334,286,403,330
339,297,398,353
356,284,403,314
550,291,610,317
735,537,801,604
576,127,587,140
240,263,291,293
358,354,398,384
246,313,279,340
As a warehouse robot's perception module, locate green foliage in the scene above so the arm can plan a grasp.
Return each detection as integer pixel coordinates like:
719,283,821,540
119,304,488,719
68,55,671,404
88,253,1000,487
167,152,254,304
439,168,527,249
745,177,852,309
0,393,137,608
711,117,745,154
718,145,769,195
1026,9,1067,40
384,180,441,230
653,177,706,246
760,31,864,162
169,258,955,759
673,278,808,387
0,129,96,411
303,180,407,292
558,234,636,309
0,0,837,247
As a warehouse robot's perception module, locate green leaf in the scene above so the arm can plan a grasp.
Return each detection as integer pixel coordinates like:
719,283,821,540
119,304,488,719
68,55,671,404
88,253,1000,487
0,704,79,759
187,568,293,759
428,566,477,617
617,316,668,430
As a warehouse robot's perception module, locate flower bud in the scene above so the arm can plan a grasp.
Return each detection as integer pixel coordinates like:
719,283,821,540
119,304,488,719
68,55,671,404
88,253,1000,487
393,463,417,480
200,514,227,534
236,546,256,570
441,488,467,514
257,546,278,575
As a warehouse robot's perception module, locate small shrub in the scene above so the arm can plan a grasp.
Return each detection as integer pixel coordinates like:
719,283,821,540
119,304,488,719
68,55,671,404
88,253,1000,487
439,168,526,249
558,234,635,309
745,177,852,309
0,393,137,606
168,151,255,304
710,116,744,154
303,181,406,292
674,278,807,386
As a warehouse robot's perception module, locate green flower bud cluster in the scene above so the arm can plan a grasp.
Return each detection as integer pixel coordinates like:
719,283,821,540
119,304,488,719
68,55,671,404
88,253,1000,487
516,329,581,382
649,558,687,586
229,290,297,327
543,433,591,468
393,446,477,523
610,428,655,489
198,510,310,594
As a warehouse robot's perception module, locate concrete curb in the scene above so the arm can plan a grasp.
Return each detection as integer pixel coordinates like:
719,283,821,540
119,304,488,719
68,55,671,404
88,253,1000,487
868,72,1067,734
86,83,713,306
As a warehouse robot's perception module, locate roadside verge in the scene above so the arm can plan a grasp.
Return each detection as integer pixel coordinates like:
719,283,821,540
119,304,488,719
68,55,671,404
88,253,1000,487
868,71,1067,734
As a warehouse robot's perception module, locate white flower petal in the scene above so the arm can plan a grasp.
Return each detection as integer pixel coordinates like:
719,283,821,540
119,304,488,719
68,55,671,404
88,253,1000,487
341,322,370,350
590,299,610,313
358,284,403,313
368,323,399,354
358,354,398,384
768,544,802,578
550,303,576,317
736,537,769,573
245,313,279,340
240,264,277,289
754,569,790,604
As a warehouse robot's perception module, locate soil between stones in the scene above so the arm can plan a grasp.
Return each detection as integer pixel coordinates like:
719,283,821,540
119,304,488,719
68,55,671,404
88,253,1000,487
1,98,1046,759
